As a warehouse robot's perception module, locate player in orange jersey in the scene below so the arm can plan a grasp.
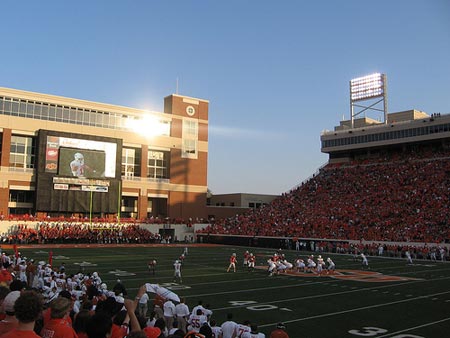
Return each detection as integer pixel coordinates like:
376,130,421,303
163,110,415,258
227,253,237,272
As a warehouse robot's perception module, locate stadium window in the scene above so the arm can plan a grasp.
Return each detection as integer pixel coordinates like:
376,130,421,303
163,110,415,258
122,148,137,178
49,104,56,121
40,103,48,120
182,139,198,159
69,107,77,123
82,110,89,125
35,103,42,119
55,105,63,122
63,107,70,122
9,135,36,169
147,150,168,179
103,112,110,127
11,99,19,116
9,190,34,203
96,112,103,127
3,98,11,115
19,100,27,116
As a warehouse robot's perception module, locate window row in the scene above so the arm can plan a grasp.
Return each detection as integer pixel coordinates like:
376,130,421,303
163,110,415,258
322,123,450,148
0,96,171,135
5,136,170,178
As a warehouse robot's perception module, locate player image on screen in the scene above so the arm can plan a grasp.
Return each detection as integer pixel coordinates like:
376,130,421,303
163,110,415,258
70,152,94,177
59,148,106,178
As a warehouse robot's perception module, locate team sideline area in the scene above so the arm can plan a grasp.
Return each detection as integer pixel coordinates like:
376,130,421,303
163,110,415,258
6,244,450,338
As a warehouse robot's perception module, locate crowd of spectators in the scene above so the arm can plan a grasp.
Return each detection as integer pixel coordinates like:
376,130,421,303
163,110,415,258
294,240,448,261
1,222,161,245
0,253,287,338
1,214,201,226
200,147,450,245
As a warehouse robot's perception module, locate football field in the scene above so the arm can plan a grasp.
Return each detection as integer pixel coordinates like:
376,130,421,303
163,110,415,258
16,244,450,338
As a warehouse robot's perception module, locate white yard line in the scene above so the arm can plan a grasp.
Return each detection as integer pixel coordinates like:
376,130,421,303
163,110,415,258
258,290,450,328
211,276,450,310
376,317,450,338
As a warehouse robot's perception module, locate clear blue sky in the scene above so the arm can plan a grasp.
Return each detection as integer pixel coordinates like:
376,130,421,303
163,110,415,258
2,1,449,195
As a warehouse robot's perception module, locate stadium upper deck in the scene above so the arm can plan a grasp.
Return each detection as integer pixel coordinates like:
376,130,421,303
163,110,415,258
321,109,450,162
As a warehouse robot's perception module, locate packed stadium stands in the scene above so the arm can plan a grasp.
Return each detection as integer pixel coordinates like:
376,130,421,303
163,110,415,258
199,146,450,246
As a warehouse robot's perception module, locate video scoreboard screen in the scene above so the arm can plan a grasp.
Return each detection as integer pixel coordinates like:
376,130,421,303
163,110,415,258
35,130,122,214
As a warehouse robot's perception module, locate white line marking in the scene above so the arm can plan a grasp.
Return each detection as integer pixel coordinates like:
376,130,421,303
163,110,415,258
376,317,450,338
211,277,450,311
258,290,450,328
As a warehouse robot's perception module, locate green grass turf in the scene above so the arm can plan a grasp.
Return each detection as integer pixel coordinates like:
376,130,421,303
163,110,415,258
16,245,450,338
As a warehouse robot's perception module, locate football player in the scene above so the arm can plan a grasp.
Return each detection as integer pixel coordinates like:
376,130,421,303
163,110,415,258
227,253,237,273
247,253,256,272
174,260,182,283
326,257,335,274
148,259,157,275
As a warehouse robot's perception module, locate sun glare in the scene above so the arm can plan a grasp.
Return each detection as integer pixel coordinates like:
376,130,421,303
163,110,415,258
126,115,169,137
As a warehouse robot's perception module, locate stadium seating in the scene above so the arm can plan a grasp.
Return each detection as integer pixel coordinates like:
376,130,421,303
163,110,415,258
200,147,450,245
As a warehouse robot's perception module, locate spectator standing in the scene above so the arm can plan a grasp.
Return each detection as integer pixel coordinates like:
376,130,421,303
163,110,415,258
137,293,149,318
41,297,78,338
0,291,20,335
175,297,190,332
0,290,43,338
163,298,176,330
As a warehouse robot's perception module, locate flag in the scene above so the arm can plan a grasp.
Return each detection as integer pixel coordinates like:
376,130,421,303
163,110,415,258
145,283,180,302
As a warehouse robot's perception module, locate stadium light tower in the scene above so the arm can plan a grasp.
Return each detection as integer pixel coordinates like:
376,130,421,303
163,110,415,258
350,73,388,128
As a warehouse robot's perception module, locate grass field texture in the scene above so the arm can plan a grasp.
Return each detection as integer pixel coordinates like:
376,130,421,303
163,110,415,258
15,245,450,338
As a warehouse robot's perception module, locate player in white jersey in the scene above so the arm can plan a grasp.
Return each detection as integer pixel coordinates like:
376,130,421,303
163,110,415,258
242,324,265,338
247,253,256,272
326,257,336,274
439,247,446,262
430,247,437,261
188,308,208,333
221,313,238,338
306,256,316,273
236,320,251,337
405,250,413,265
174,260,182,283
361,253,369,269
316,255,325,275
267,258,276,276
18,261,27,283
275,260,287,274
280,255,293,270
192,300,213,318
210,319,223,338
295,258,306,272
